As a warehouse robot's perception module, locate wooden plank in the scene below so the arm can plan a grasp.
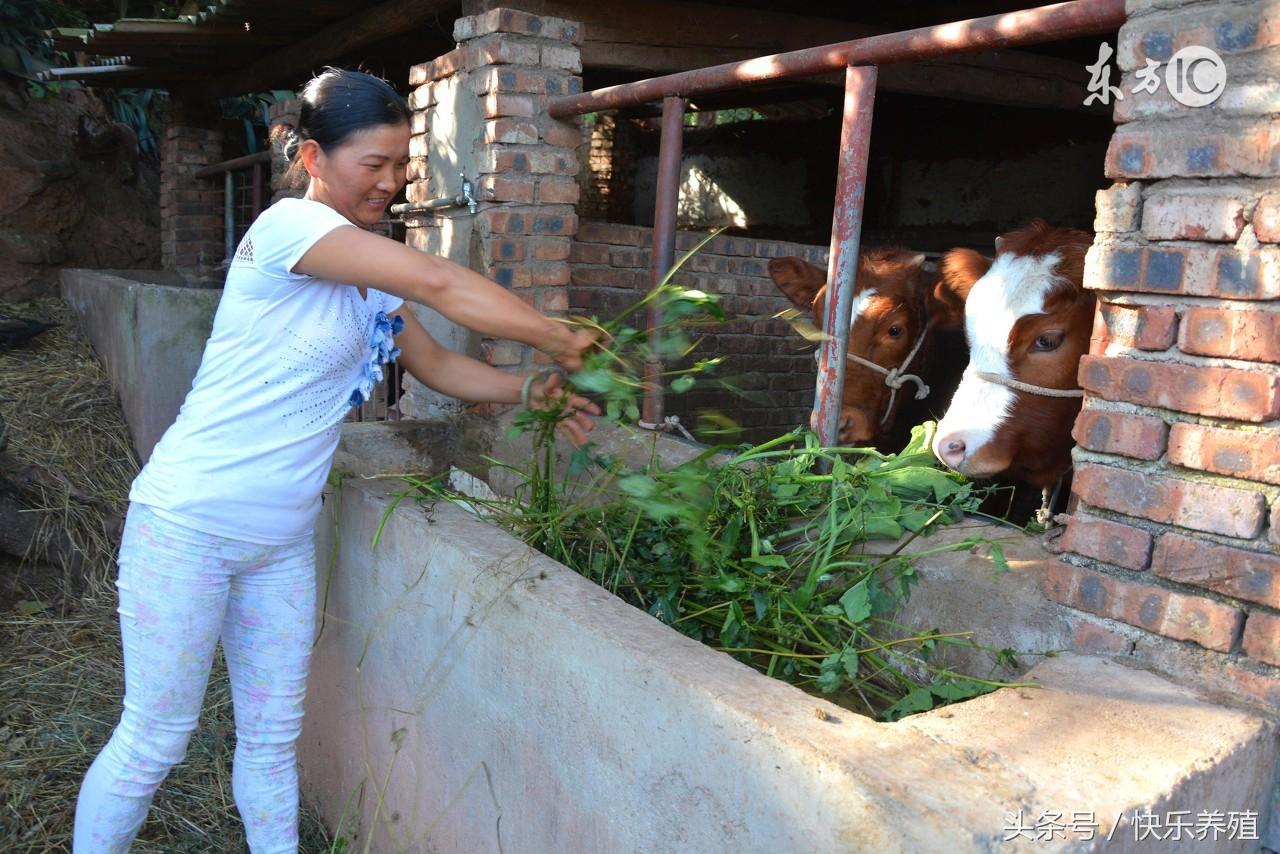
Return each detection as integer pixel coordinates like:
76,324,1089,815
190,0,458,99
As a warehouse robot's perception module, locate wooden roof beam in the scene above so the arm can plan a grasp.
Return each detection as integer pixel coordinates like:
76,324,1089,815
186,0,458,100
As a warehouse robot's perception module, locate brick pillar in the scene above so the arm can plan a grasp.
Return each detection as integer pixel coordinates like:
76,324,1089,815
159,97,224,281
399,8,583,418
1046,0,1280,710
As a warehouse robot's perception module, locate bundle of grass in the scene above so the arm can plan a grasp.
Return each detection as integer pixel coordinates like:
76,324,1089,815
0,297,137,596
388,236,1034,720
0,582,334,852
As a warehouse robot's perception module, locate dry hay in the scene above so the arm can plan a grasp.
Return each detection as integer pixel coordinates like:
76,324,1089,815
0,562,333,852
0,297,136,594
0,300,332,850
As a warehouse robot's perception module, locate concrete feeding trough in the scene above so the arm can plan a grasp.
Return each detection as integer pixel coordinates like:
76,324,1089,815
56,272,1278,851
302,420,1277,853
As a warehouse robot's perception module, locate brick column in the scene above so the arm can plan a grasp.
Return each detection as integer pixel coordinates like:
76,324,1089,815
159,97,224,281
1046,0,1280,710
399,8,583,418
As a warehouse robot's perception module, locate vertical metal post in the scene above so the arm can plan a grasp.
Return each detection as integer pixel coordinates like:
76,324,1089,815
643,95,686,427
224,171,235,261
815,65,877,452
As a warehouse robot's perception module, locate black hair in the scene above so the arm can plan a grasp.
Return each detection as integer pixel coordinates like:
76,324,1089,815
273,68,410,166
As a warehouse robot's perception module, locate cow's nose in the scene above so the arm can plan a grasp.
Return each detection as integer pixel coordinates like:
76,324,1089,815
838,408,875,446
935,432,967,469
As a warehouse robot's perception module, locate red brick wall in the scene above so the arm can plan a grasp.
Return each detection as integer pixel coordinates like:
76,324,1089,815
1050,0,1280,709
159,99,223,280
571,220,825,444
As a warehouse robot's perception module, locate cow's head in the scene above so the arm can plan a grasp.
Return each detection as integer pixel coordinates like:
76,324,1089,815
932,222,1095,490
768,248,962,447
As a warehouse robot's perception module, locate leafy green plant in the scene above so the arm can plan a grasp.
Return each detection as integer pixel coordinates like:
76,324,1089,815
383,235,1035,720
220,89,295,154
403,422,1029,720
0,0,59,78
101,87,161,156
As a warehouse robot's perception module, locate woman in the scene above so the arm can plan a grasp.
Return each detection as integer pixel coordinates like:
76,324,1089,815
74,68,597,853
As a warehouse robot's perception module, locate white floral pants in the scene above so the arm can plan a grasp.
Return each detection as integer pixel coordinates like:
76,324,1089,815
74,503,315,854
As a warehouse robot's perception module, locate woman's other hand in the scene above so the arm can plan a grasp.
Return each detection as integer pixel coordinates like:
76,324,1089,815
540,325,601,374
529,371,601,447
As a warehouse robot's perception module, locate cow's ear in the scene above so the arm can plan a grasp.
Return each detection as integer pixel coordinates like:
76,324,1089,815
931,248,992,328
767,256,826,311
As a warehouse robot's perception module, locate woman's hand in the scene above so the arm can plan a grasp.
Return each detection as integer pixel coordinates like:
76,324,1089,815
539,324,601,374
529,371,601,447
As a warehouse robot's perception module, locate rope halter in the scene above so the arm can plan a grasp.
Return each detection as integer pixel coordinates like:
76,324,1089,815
815,322,932,425
966,369,1085,399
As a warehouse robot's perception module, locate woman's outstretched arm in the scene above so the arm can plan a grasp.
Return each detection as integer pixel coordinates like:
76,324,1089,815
394,309,599,445
294,226,591,369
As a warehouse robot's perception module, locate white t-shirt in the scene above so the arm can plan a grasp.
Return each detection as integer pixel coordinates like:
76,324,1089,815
130,197,405,544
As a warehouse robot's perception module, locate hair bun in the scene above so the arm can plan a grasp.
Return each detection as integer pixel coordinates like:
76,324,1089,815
270,123,302,161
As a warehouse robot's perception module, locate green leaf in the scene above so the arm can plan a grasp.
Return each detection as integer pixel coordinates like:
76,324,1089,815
990,542,1010,577
839,580,871,624
712,574,746,593
929,676,993,702
883,686,935,721
840,647,859,680
815,654,843,693
752,589,770,621
742,554,789,570
670,375,695,393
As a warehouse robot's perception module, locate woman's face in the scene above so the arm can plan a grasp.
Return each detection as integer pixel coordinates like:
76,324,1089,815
304,122,410,229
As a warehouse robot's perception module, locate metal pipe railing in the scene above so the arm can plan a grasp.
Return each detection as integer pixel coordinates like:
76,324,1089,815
815,66,877,457
545,0,1122,448
549,0,1124,117
193,149,271,179
641,96,687,428
196,151,271,264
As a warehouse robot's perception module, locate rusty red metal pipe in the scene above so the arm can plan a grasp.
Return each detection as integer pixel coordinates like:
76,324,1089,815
643,95,686,427
815,66,877,453
549,0,1124,118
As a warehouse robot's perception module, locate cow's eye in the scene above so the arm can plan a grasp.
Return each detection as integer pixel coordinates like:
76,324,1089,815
1033,331,1064,352
887,324,904,338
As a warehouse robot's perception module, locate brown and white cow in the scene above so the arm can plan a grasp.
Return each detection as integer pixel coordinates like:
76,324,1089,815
931,221,1095,495
768,248,969,451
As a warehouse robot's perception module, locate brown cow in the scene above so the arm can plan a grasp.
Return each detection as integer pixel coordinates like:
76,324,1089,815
768,248,968,451
932,221,1095,499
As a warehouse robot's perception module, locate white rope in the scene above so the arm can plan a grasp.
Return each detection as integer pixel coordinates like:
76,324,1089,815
1035,474,1069,527
638,414,696,442
969,370,1085,399
814,322,933,425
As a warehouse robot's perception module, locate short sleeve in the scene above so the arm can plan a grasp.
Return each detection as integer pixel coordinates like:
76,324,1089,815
379,290,405,315
232,198,355,280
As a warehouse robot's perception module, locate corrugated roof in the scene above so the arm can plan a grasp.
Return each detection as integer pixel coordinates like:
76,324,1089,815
40,0,405,90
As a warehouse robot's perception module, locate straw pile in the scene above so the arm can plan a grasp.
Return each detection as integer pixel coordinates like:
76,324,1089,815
0,297,136,595
0,576,333,852
0,301,332,851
